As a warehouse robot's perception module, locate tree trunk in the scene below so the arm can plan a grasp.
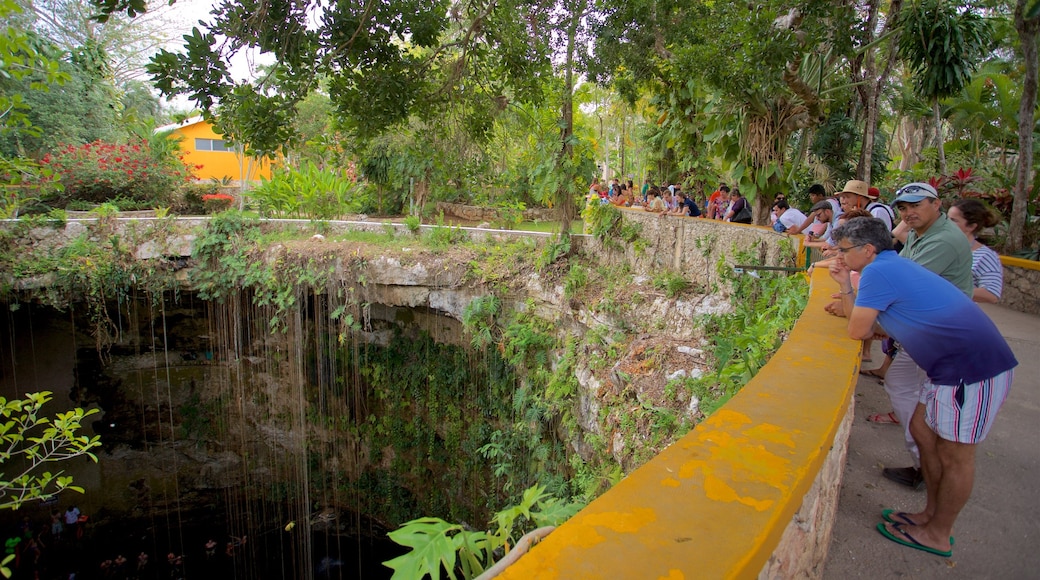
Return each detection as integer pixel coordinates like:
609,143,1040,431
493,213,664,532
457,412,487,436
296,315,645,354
860,97,878,183
854,0,902,184
933,100,947,176
754,188,774,226
413,173,430,216
556,6,581,237
1011,0,1039,252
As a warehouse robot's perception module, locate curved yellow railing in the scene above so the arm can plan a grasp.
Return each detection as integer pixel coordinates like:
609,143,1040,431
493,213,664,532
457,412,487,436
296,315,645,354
498,267,859,579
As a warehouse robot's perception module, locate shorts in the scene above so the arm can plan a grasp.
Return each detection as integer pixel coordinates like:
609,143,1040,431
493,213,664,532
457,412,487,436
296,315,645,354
920,368,1013,444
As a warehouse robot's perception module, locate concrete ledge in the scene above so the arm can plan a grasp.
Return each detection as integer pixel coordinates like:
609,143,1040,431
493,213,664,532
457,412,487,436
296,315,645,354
497,267,859,579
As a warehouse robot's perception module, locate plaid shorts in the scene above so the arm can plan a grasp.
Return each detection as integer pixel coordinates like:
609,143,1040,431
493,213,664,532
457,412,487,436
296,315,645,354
920,369,1014,444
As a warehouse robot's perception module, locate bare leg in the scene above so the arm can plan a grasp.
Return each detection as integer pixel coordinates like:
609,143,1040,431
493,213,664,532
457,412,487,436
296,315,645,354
907,404,940,524
872,353,894,377
887,421,976,553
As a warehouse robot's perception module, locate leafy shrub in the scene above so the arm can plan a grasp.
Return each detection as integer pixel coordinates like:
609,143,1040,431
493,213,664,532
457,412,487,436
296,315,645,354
424,213,468,249
40,138,194,207
202,193,235,214
177,181,221,215
494,200,526,229
537,234,571,271
404,214,421,234
652,271,691,297
250,162,355,219
563,263,588,297
581,202,642,250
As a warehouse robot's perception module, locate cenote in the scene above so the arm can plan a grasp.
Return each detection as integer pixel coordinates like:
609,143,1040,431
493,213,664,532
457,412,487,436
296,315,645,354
0,212,807,579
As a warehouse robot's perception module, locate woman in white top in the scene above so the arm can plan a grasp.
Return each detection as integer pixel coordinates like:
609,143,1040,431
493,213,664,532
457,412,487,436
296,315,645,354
948,198,1003,303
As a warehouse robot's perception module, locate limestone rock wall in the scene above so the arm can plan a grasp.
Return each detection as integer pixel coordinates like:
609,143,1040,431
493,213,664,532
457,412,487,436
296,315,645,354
1002,261,1040,315
581,210,800,295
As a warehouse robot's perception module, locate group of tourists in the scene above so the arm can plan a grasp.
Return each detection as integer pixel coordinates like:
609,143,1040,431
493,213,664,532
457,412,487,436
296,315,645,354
586,177,759,224
591,172,1017,560
3,504,253,579
812,179,1016,560
4,506,88,579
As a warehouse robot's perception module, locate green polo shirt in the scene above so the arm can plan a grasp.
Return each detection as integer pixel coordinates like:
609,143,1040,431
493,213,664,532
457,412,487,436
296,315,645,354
902,213,973,296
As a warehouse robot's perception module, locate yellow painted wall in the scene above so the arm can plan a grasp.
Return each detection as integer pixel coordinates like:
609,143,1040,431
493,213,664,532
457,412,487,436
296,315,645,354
1000,255,1040,271
497,267,860,579
171,121,273,183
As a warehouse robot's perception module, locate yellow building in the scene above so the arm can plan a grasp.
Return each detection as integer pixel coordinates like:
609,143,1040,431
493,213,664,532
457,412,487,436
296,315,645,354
155,116,274,183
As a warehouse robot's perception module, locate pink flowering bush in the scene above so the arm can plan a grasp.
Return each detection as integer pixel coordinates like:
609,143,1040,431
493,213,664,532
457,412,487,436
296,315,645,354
40,138,196,206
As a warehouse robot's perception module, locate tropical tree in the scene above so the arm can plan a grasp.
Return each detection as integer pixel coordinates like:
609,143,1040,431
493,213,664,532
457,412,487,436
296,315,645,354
0,59,126,157
1,0,69,212
897,0,991,175
849,0,904,184
944,60,1020,169
1010,0,1040,252
19,0,182,85
0,0,69,139
588,1,850,222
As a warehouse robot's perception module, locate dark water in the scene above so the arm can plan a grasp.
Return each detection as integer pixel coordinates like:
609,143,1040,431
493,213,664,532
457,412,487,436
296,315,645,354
0,503,404,579
0,302,407,580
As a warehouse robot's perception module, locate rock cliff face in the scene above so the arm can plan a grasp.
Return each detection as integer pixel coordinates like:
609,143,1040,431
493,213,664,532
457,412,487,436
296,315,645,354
0,212,804,575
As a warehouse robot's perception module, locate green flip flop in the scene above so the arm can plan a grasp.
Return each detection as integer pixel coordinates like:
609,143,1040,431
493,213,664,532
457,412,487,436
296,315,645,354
882,509,918,526
876,522,952,557
880,510,955,545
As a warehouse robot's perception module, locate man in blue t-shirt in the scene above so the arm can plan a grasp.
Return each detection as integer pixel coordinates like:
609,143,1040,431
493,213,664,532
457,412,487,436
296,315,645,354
827,216,1017,559
871,182,975,491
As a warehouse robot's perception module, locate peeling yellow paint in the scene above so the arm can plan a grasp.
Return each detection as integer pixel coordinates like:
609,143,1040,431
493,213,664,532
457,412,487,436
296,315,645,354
678,459,704,479
658,570,685,580
744,423,796,448
582,508,656,533
708,408,753,429
704,472,775,511
661,477,681,487
711,443,790,487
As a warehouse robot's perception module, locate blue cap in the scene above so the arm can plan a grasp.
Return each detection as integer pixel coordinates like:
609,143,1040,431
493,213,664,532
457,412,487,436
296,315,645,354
893,182,938,204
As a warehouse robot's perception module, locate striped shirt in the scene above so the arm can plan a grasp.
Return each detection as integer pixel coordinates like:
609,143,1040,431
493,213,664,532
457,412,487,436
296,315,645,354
972,245,1003,299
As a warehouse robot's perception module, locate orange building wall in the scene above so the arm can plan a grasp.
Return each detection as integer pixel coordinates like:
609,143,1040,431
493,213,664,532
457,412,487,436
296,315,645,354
171,122,273,182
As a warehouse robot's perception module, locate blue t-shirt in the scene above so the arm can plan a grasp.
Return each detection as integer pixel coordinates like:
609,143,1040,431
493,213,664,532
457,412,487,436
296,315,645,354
682,198,701,217
855,250,1017,385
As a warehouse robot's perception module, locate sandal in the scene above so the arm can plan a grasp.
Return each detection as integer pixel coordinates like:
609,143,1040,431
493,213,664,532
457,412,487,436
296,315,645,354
867,412,900,425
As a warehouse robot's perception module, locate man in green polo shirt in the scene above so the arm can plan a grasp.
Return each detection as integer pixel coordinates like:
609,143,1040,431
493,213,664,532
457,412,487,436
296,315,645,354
897,184,973,295
881,182,973,490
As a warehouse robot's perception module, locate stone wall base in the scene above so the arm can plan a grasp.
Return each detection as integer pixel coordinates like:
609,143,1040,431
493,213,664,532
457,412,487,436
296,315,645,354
759,395,854,579
1002,263,1040,315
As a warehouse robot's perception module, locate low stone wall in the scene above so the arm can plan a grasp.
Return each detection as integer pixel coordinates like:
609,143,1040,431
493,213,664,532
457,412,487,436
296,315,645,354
433,202,556,223
583,208,800,295
1001,256,1040,315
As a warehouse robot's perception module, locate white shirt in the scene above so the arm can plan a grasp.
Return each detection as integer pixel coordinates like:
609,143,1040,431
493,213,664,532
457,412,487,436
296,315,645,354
778,208,808,231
